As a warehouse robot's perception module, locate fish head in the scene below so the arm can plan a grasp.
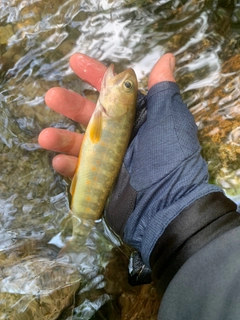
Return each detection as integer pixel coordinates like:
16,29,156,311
99,64,138,118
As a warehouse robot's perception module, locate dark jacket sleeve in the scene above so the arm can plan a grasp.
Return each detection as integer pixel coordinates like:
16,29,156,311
150,192,240,319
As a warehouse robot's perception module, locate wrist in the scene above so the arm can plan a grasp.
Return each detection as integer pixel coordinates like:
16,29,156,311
123,184,223,267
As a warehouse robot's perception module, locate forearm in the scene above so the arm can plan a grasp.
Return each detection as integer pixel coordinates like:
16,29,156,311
150,192,240,296
157,196,240,319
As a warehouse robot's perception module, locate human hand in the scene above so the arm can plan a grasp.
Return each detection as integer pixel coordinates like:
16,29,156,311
38,53,175,178
39,53,221,268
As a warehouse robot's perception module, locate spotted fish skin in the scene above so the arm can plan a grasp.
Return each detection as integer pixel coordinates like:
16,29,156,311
70,64,138,235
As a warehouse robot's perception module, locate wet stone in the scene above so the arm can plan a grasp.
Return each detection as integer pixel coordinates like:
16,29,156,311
0,25,14,45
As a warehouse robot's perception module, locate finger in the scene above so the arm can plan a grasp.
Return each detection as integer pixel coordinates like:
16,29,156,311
52,154,78,178
148,53,176,89
45,88,95,127
38,128,83,156
70,53,108,92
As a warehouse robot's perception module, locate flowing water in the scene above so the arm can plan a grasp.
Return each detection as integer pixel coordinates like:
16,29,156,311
0,0,240,319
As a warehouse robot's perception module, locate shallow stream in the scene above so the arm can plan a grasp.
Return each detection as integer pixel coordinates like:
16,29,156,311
0,0,240,319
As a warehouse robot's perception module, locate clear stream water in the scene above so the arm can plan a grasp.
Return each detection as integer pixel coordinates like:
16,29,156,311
0,0,240,319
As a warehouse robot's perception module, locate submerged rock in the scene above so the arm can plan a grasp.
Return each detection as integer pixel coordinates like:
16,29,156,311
0,25,14,45
194,54,240,197
0,256,81,320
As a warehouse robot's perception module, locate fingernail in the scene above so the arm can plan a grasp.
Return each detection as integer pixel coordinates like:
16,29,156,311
170,57,175,72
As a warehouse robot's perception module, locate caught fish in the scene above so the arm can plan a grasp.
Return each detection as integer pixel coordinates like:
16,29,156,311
70,64,138,236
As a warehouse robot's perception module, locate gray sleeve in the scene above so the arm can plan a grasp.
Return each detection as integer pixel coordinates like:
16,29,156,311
158,222,240,320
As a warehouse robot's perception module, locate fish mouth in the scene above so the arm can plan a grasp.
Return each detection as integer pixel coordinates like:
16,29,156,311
102,64,136,88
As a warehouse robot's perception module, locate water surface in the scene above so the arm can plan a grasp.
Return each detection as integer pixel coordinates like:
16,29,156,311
0,0,240,319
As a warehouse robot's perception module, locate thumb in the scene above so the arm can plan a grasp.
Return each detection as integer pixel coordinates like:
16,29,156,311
148,53,176,89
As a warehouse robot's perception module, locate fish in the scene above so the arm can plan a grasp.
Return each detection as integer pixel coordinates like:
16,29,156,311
70,64,138,236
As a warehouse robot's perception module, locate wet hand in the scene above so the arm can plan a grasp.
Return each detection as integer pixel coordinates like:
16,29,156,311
39,53,221,269
38,53,176,178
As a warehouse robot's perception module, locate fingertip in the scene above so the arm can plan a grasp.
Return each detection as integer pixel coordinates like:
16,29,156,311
45,87,58,106
38,128,52,149
52,154,77,179
69,53,85,70
148,53,176,89
163,52,175,68
69,53,107,91
45,87,70,113
52,154,64,172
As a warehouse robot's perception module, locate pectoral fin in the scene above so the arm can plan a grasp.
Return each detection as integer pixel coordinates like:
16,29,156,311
89,110,102,143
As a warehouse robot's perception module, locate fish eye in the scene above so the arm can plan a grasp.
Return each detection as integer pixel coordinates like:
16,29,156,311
123,80,133,91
